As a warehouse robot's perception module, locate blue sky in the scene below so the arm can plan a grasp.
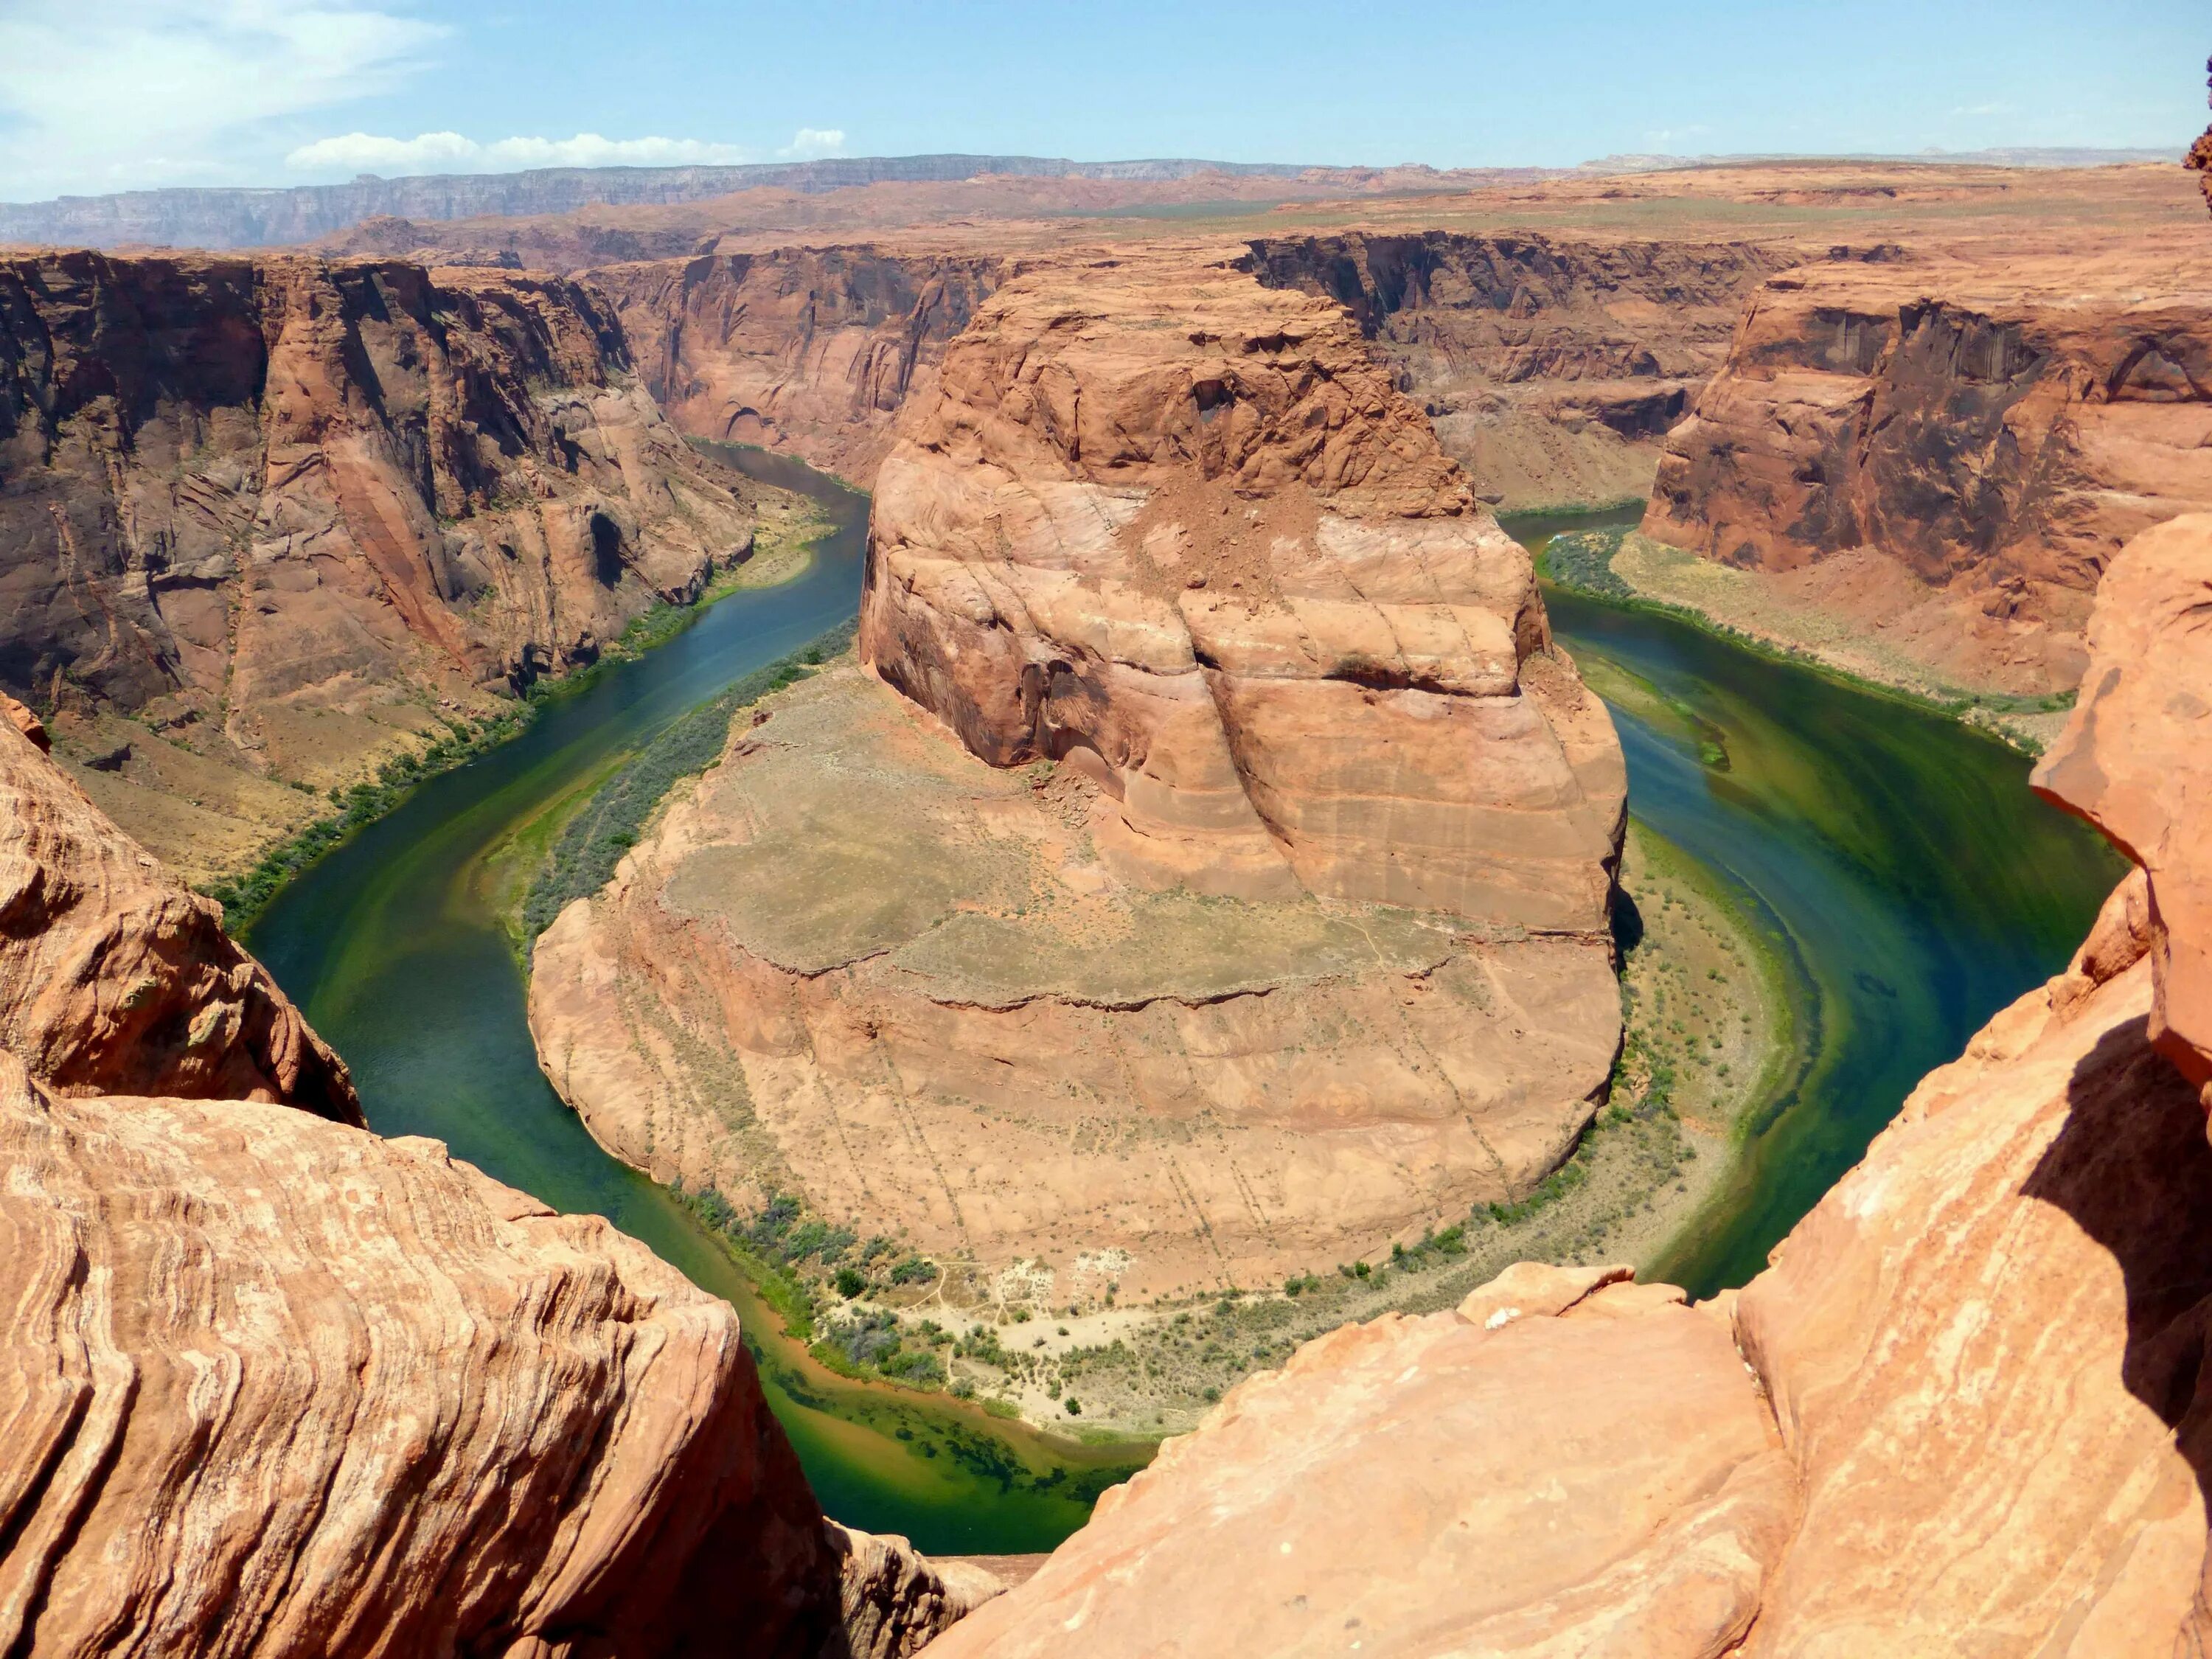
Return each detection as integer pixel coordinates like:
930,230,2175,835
0,1,2202,201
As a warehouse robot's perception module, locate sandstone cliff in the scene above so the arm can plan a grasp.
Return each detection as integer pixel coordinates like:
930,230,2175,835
0,692,357,1118
1242,231,1792,511
922,513,2212,1657
1,248,759,877
1642,251,2212,693
592,248,1011,479
529,254,1625,1307
0,686,986,1658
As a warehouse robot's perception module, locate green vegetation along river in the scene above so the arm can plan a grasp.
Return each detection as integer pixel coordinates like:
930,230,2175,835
246,445,1146,1554
243,462,2123,1550
1508,508,2126,1295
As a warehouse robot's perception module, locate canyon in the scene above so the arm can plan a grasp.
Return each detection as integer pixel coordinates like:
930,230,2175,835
1640,246,2212,698
0,689,991,1658
925,512,2212,1655
1,138,2208,1656
527,251,1627,1310
0,248,768,882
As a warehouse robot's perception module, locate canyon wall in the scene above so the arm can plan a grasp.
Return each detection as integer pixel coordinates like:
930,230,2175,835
1240,231,1793,510
1641,253,2212,692
0,248,759,877
927,513,2212,1657
0,686,986,1658
591,248,1012,479
0,695,356,1116
529,253,1625,1307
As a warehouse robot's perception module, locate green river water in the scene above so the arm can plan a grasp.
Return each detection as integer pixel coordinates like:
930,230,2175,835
243,468,2122,1549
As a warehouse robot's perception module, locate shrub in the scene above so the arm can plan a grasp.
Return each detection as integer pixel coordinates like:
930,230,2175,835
834,1267,866,1298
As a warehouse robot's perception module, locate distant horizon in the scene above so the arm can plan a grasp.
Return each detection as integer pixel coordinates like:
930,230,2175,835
0,1,2199,204
0,142,2190,213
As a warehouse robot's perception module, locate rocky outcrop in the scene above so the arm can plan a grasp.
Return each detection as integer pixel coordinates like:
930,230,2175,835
1242,232,1792,510
2031,512,2212,1091
592,248,1011,479
1,249,754,726
920,511,2212,1655
929,1263,1794,1659
1642,254,2212,691
0,692,358,1116
863,255,1624,924
0,1049,994,1658
0,695,984,1659
529,254,1625,1304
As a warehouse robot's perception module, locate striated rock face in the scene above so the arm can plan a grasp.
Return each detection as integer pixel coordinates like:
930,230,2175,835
0,1049,991,1658
922,508,2212,1655
2032,511,2212,1088
1643,254,2212,690
0,692,358,1118
593,248,1011,479
1241,232,1792,511
930,1264,1794,1659
529,254,1625,1301
0,248,754,728
862,255,1625,925
0,720,984,1659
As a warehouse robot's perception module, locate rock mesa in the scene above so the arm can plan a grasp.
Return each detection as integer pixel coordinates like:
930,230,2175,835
530,254,1626,1302
926,513,2212,1656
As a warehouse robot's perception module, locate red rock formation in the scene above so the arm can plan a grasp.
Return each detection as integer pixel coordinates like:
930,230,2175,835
930,1264,1794,1659
861,254,1624,926
529,253,1625,1304
922,512,2212,1655
1643,252,2212,689
592,248,1009,479
2032,512,2212,1089
0,249,756,731
0,687,986,1658
1241,232,1792,508
0,692,358,1118
0,1050,990,1658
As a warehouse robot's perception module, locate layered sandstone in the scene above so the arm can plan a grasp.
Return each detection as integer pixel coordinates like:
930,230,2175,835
862,257,1625,925
0,693,357,1116
1242,232,1792,510
1643,251,2212,692
593,248,1010,479
0,248,759,874
925,514,2212,1655
0,1051,993,1658
530,255,1625,1302
0,700,984,1659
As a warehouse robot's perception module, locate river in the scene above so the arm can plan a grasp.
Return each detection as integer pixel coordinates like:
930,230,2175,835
246,445,1144,1554
1506,508,2123,1295
243,465,2120,1551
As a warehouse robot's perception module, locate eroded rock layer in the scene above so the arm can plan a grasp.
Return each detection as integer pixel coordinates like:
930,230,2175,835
861,255,1625,927
0,248,755,737
0,1051,992,1658
1643,253,2212,691
0,710,985,1659
0,693,357,1117
1241,231,1792,511
530,254,1626,1300
593,248,1012,478
927,512,2212,1656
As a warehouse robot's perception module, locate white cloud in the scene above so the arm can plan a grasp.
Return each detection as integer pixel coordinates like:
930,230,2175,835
0,0,444,199
285,131,756,176
1950,102,2013,119
778,127,847,160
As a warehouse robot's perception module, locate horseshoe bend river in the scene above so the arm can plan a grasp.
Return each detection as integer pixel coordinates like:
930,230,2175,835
245,462,2123,1551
